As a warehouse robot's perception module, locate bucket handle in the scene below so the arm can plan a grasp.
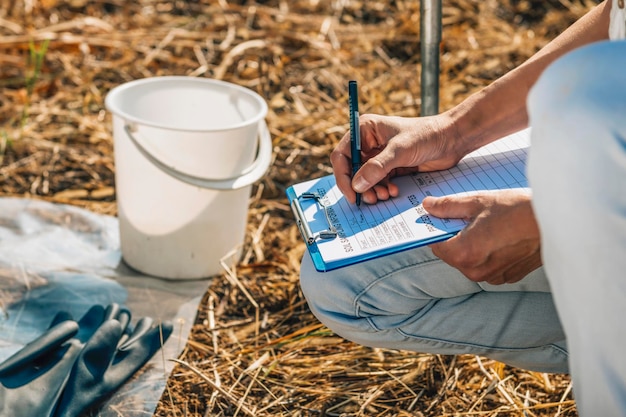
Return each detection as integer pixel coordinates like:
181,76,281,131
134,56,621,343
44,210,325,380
124,121,272,190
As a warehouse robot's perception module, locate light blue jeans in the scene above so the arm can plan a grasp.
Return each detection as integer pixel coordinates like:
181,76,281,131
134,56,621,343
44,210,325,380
300,40,626,416
528,40,626,416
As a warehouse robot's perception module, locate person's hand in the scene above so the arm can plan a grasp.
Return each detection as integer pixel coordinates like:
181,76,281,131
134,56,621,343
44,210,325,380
423,189,542,285
330,113,466,205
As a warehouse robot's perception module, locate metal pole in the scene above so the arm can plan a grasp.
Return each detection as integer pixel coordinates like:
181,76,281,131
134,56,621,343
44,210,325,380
420,0,442,116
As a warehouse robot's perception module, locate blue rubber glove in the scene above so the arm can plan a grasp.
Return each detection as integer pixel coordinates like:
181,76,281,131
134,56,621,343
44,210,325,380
53,312,173,417
0,303,172,417
0,303,120,417
0,320,81,417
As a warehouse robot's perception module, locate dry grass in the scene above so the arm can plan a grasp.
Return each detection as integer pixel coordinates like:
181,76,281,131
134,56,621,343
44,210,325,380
0,0,597,415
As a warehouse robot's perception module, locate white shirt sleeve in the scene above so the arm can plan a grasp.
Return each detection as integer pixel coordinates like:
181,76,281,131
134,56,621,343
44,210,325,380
609,0,626,40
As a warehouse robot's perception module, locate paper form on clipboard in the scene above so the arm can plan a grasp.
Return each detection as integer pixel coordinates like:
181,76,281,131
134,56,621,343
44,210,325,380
286,129,530,272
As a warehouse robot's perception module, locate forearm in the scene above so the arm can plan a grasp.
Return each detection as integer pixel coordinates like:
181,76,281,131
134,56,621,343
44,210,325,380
446,0,611,154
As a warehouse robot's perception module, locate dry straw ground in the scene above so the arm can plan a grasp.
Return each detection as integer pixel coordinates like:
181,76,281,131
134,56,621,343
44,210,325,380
0,0,598,416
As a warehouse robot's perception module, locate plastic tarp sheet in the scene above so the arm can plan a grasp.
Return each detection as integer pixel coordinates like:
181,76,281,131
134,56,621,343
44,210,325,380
0,197,209,416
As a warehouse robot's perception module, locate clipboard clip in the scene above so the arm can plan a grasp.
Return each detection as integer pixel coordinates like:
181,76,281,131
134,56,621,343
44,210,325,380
291,192,338,245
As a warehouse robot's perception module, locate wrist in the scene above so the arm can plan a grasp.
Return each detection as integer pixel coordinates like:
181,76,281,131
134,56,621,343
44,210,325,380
448,90,528,151
439,100,483,158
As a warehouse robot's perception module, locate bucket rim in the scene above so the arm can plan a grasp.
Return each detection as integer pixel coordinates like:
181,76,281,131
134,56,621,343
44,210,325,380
104,76,268,133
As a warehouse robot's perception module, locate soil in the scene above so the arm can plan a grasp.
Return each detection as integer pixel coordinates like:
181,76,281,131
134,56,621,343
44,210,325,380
0,1,596,415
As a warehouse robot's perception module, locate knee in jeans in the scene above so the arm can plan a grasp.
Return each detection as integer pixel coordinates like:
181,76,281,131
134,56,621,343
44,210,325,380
300,262,410,344
299,261,356,321
529,41,626,127
299,266,372,344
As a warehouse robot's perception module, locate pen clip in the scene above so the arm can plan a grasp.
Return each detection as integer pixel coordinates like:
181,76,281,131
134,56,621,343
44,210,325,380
290,192,338,245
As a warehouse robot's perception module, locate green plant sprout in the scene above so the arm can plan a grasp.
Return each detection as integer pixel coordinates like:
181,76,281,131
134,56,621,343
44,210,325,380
22,38,50,129
1,39,50,164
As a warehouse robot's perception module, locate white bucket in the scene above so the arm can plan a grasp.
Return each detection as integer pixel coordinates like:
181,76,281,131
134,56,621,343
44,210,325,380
105,76,271,279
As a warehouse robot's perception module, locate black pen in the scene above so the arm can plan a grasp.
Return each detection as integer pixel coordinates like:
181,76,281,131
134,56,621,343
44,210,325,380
348,80,362,206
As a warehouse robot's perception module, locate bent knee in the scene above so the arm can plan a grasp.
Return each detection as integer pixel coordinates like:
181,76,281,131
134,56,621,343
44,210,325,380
528,41,626,179
529,40,626,126
299,254,444,348
299,260,375,345
298,254,358,324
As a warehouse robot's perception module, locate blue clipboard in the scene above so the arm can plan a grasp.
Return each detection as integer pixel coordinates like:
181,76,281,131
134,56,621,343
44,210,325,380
286,177,457,272
286,129,531,272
